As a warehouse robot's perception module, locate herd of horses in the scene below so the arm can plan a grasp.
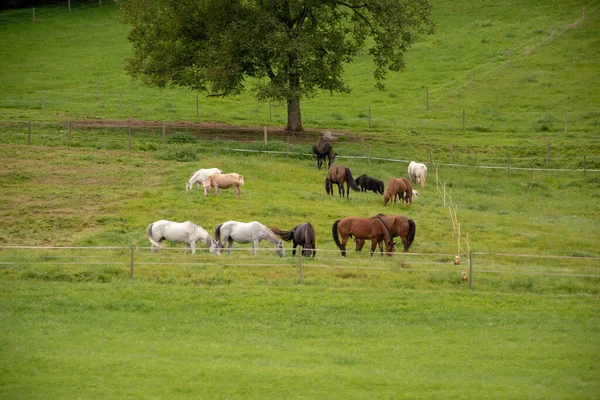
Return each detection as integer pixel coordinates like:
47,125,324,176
147,135,427,258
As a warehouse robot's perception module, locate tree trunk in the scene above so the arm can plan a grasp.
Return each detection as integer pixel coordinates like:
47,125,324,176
286,98,303,132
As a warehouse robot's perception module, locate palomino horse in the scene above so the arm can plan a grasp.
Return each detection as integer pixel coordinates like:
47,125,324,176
186,168,222,191
355,174,385,194
408,161,427,188
355,214,416,253
146,220,220,255
271,222,316,257
203,172,244,198
312,137,336,169
332,216,396,256
383,177,413,206
214,220,284,257
325,165,360,199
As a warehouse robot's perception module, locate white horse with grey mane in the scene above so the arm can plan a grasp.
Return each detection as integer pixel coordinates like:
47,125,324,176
146,220,220,255
186,168,222,191
408,161,427,188
214,220,284,257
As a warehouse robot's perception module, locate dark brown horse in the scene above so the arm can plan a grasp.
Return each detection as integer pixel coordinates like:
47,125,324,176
271,222,316,257
325,165,360,199
332,216,396,256
355,214,416,253
312,137,336,169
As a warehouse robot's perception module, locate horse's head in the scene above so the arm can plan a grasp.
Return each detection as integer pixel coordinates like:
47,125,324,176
209,239,221,256
354,238,365,252
385,240,396,256
383,192,391,206
185,182,193,191
325,179,332,195
275,240,285,258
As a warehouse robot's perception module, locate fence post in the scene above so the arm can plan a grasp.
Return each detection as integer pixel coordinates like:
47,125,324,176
564,109,568,133
546,141,550,167
68,0,71,13
286,135,290,159
162,125,166,143
28,120,31,145
298,250,303,283
507,153,510,174
468,251,473,288
128,126,132,151
507,48,511,68
368,146,371,165
584,155,587,176
361,134,365,153
429,150,433,169
450,142,453,164
67,120,71,141
129,246,135,280
32,7,35,22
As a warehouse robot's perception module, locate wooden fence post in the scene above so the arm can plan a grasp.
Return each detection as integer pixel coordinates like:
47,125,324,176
429,150,433,169
67,120,71,141
28,120,31,145
584,155,587,176
368,146,372,165
361,134,365,153
128,126,132,151
129,245,135,280
68,0,71,13
468,251,473,288
546,141,550,167
507,48,511,68
564,110,568,133
162,125,166,143
32,8,35,22
286,135,290,159
450,143,453,164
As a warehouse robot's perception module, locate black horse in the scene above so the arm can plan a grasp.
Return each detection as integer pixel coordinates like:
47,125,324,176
355,174,385,194
312,137,336,170
270,222,316,257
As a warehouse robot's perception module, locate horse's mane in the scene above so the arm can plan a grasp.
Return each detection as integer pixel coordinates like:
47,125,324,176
375,215,394,247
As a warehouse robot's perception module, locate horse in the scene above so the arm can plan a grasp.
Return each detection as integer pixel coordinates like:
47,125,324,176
312,137,336,170
408,161,427,188
355,174,385,194
186,168,222,191
271,222,316,257
355,214,416,253
203,172,244,198
214,220,285,257
332,216,396,256
383,177,413,206
325,164,360,199
398,178,414,205
146,220,220,255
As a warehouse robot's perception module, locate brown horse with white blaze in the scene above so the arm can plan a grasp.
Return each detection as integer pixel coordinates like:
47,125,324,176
325,165,360,199
355,214,416,253
332,216,396,256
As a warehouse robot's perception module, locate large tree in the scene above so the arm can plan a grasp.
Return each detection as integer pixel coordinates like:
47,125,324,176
119,0,435,131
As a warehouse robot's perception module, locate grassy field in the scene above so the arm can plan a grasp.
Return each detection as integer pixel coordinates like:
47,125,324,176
0,1,599,398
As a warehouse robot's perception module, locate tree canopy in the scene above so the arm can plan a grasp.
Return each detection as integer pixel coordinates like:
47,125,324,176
119,0,435,131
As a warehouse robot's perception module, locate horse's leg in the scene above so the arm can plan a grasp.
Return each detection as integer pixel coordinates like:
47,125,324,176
402,235,409,252
338,182,343,197
235,185,240,198
214,185,219,196
227,238,233,255
292,240,297,256
340,235,348,257
184,243,190,255
252,240,259,255
370,239,379,256
190,241,196,255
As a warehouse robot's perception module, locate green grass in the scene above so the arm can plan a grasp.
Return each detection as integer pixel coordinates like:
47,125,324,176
0,1,599,398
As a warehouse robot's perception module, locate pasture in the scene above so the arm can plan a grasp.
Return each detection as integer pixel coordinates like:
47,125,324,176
0,0,599,398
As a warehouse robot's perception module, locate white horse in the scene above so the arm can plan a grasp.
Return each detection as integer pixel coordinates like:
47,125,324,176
186,168,222,191
214,221,284,257
146,220,221,255
408,161,427,188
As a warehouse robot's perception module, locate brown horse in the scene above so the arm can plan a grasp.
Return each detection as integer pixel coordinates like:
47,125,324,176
325,165,360,199
312,137,336,169
355,214,416,253
271,222,316,257
383,177,413,206
332,216,396,256
203,172,244,198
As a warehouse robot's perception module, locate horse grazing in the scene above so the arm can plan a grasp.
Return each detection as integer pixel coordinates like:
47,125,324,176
355,214,416,253
186,168,222,191
214,220,284,257
408,161,427,188
355,174,385,194
312,137,336,169
325,165,360,199
383,177,413,206
146,220,220,255
271,222,316,257
203,172,244,198
332,216,396,256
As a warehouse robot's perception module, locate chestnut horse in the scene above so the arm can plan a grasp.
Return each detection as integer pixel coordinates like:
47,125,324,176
355,214,416,253
325,165,360,199
383,177,413,206
332,215,396,256
271,222,316,257
203,172,244,198
312,137,336,169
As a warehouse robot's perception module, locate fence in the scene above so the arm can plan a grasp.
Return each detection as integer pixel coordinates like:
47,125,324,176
1,245,598,289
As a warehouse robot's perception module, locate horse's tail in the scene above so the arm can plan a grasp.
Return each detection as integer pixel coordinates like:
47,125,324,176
271,226,294,242
344,167,360,192
332,220,344,251
146,223,163,249
214,223,223,243
406,219,416,251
